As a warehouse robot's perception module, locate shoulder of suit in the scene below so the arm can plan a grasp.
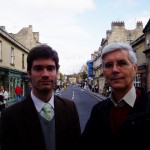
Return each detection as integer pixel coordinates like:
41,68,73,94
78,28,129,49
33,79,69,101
54,95,74,104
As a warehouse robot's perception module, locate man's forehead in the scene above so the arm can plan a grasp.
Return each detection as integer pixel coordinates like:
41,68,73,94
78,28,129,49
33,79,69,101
32,59,55,65
104,58,129,62
104,49,128,56
103,51,129,60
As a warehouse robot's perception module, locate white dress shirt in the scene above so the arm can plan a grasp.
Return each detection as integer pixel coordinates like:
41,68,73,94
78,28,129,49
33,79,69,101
31,91,54,119
110,85,136,107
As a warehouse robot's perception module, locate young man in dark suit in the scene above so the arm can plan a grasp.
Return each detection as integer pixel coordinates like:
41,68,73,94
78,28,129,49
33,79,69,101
0,44,81,150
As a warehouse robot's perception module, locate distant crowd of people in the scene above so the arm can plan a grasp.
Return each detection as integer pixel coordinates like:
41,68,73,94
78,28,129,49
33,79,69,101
87,84,99,93
87,83,111,97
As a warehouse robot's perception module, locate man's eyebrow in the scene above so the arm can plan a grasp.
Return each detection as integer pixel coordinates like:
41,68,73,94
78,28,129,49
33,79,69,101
33,65,55,67
105,59,128,62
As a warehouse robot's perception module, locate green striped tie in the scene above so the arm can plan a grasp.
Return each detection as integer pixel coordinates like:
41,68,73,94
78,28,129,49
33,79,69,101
42,104,51,121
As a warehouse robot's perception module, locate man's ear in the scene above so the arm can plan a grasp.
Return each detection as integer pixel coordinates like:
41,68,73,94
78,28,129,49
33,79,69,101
27,71,31,78
27,70,31,75
133,64,138,74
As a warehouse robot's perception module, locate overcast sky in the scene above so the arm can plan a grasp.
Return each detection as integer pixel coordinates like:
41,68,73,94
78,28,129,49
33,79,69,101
1,0,149,75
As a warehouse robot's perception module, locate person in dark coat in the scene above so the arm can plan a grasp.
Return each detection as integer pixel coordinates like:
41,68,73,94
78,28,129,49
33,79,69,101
0,86,9,111
0,44,81,150
79,43,150,150
0,95,5,111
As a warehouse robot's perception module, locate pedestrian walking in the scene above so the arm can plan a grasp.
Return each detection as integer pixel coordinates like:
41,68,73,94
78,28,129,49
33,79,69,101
14,85,22,101
94,84,99,93
0,86,9,111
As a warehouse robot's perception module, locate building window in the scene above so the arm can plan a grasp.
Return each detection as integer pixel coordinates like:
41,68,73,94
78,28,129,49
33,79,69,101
0,41,2,61
134,74,141,87
10,47,14,65
127,33,133,44
22,53,25,69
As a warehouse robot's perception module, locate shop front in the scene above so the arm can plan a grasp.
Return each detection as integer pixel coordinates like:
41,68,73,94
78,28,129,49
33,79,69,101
0,67,28,106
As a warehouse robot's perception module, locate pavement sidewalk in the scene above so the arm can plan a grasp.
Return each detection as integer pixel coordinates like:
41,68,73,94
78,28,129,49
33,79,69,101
85,89,107,101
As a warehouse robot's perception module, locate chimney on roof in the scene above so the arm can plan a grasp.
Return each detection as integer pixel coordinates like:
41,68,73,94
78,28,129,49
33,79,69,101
0,26,5,30
106,30,111,38
136,21,143,29
111,21,125,27
29,25,32,28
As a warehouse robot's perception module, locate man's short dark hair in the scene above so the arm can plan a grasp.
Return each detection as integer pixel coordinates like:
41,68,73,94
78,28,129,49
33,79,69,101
27,44,60,72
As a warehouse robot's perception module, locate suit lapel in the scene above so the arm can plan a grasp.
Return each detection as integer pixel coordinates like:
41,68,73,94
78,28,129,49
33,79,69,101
22,95,46,150
55,96,68,130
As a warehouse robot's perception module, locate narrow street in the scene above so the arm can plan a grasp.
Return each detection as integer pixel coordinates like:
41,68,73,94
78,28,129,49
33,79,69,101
60,85,106,132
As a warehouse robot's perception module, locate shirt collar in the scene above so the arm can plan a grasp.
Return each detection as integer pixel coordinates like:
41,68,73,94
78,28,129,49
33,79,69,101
31,91,55,113
110,85,136,107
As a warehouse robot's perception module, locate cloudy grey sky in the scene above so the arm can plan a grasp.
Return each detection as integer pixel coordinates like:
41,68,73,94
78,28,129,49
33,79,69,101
1,0,149,74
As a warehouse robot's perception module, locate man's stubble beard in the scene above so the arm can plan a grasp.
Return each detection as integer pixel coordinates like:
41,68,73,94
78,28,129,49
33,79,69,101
38,80,56,93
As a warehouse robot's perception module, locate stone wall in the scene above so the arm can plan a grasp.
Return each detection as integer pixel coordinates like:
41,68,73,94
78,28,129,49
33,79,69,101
13,25,40,50
107,21,143,44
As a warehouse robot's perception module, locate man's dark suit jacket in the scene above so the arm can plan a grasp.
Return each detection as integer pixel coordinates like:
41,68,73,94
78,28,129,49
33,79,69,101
79,88,150,150
0,94,81,150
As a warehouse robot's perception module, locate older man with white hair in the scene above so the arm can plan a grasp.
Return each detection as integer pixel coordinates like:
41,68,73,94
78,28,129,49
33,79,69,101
79,42,150,150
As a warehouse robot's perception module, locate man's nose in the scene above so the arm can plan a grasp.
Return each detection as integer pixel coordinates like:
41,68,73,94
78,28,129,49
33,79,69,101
42,68,49,75
112,63,120,72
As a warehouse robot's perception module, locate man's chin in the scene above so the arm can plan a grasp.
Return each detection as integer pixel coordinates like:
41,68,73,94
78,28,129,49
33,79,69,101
111,84,125,91
40,87,53,92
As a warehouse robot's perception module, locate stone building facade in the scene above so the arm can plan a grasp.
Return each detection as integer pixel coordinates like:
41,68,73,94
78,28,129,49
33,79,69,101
12,25,40,50
89,21,144,94
0,25,40,105
107,21,143,44
131,34,146,89
143,18,150,92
